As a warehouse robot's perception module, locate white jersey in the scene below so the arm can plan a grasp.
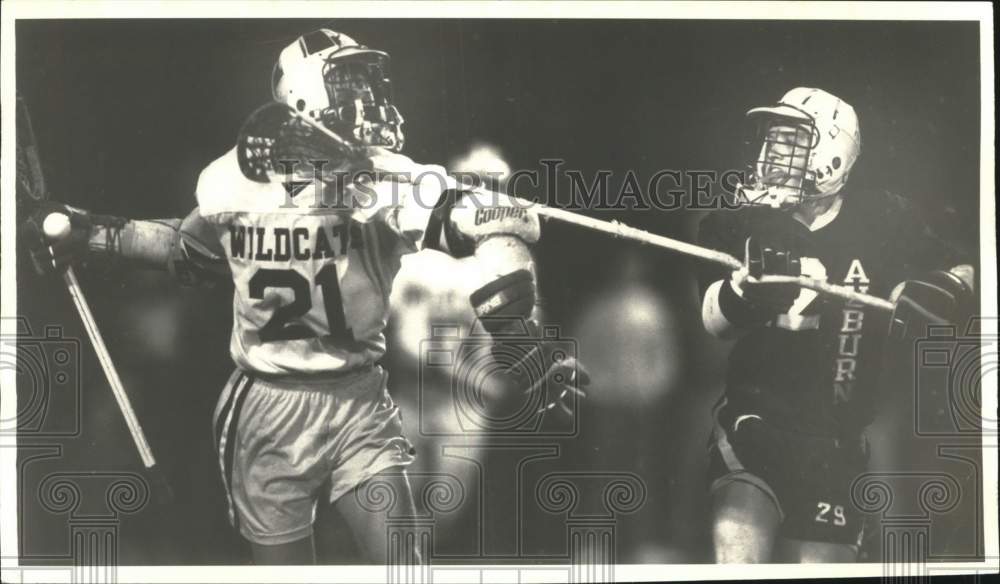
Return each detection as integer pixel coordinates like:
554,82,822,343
195,148,446,378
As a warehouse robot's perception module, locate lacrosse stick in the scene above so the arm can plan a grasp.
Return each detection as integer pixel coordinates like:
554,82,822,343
286,105,894,313
16,95,173,503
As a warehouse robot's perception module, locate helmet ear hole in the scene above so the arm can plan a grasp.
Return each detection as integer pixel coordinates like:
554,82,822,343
296,99,306,112
832,156,842,170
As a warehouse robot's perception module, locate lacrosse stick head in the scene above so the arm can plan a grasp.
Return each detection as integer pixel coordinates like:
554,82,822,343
16,94,50,217
237,101,362,183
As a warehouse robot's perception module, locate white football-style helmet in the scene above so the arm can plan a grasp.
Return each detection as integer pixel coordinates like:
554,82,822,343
742,87,861,208
271,29,404,150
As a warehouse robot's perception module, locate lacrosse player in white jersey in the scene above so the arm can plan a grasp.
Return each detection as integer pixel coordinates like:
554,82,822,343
25,28,587,565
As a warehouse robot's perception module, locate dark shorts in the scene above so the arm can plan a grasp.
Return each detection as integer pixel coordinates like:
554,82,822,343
707,399,869,546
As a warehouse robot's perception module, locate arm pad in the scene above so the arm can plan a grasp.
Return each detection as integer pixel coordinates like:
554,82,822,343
87,212,228,286
701,278,773,338
89,218,180,263
424,187,540,257
470,269,536,334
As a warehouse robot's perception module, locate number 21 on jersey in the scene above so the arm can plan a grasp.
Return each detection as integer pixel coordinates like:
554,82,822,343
248,262,354,343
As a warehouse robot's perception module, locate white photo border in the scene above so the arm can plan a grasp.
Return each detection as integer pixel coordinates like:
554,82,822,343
1,2,995,582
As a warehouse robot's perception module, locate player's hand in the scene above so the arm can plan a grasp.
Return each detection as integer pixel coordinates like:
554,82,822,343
470,270,589,415
530,350,591,416
889,270,974,338
22,202,94,275
496,325,591,417
735,236,801,313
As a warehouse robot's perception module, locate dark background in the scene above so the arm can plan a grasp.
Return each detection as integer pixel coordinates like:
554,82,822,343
15,19,982,564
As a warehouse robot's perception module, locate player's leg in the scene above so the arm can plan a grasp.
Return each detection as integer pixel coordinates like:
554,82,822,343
775,538,858,563
711,477,782,563
772,437,867,563
320,366,418,564
215,373,334,565
250,536,317,565
707,399,785,563
333,467,420,564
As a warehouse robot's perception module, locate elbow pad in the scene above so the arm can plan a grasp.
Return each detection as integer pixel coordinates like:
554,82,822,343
169,213,229,286
424,188,540,258
169,233,228,286
717,278,771,327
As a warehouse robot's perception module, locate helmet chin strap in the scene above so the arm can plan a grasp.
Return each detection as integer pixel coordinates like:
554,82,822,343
736,179,843,211
792,190,844,230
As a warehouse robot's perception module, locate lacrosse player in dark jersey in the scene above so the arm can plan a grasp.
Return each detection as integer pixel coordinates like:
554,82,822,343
699,87,974,562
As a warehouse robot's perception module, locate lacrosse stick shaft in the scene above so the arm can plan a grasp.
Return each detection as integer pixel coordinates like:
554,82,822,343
62,266,157,468
527,203,894,313
531,204,743,269
289,108,358,151
290,105,894,313
756,275,895,312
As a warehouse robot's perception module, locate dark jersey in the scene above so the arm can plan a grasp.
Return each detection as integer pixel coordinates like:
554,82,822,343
698,190,967,437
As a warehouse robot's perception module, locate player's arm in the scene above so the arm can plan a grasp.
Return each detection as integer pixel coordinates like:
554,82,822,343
363,148,587,410
25,202,229,286
697,212,799,339
364,149,589,409
422,185,540,324
701,238,800,338
424,185,590,412
365,145,589,410
359,147,539,284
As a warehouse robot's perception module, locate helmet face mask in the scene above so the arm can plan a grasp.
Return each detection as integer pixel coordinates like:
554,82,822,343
320,52,404,150
739,87,861,210
743,115,819,209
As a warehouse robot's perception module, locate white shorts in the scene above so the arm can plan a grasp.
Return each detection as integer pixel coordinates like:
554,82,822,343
212,366,415,545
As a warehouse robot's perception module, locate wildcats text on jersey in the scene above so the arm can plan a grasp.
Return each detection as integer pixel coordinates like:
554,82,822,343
228,221,364,262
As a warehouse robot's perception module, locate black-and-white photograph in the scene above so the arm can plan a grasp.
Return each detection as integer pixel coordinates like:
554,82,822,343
2,2,996,582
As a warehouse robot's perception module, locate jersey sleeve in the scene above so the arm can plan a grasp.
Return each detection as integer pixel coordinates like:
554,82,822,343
195,146,283,221
351,168,455,255
171,207,230,285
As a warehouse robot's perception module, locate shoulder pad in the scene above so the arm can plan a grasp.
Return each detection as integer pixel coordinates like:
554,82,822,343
196,147,299,218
